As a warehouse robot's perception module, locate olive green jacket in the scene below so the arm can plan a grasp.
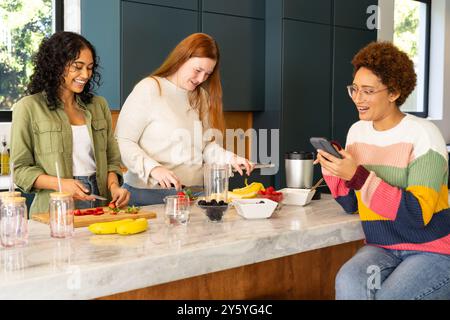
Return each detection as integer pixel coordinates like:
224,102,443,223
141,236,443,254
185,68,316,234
10,92,123,214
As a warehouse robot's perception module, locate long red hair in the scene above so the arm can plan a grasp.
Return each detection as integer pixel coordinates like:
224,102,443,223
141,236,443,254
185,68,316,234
150,33,224,132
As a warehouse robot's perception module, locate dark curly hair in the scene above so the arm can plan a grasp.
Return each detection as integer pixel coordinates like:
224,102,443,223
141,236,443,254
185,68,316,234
27,31,101,109
352,41,416,107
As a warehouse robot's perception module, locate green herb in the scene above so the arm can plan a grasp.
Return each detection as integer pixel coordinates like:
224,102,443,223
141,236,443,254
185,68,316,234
126,205,141,214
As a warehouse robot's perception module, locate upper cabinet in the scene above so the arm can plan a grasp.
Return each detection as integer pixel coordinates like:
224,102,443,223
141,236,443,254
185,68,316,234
120,0,264,111
283,0,332,24
202,12,265,111
121,1,198,105
334,0,379,29
202,0,265,19
332,27,377,145
282,20,332,152
128,0,199,10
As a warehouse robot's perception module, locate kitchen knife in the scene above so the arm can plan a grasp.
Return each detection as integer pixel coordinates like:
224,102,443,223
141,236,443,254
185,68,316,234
89,194,108,201
232,163,276,172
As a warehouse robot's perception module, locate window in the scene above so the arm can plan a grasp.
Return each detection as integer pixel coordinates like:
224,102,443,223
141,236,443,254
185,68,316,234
393,0,431,117
0,0,63,110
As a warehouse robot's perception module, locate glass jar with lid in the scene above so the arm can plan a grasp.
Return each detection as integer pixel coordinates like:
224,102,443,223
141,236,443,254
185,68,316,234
0,191,22,209
0,196,28,248
49,192,74,238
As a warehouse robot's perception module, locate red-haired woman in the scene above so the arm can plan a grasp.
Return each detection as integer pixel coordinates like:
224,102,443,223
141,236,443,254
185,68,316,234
115,33,253,205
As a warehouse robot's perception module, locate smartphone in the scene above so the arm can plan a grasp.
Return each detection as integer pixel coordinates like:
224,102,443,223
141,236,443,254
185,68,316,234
310,137,343,159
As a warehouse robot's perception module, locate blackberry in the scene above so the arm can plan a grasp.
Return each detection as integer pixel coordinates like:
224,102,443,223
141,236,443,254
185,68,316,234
206,208,223,221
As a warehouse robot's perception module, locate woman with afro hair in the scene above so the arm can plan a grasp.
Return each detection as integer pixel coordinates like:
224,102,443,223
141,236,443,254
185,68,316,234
10,31,129,214
315,41,450,299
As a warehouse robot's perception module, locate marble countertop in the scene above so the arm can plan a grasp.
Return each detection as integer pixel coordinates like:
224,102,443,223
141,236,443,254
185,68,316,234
0,195,364,300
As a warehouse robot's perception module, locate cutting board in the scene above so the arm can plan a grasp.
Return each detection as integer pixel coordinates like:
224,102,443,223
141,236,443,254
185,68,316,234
32,208,157,228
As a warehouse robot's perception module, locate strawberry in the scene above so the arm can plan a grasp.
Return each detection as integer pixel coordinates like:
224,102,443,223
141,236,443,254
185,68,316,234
266,186,275,194
93,207,104,215
93,208,105,216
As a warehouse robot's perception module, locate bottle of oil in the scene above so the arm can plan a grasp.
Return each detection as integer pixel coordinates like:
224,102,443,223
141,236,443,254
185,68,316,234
1,136,10,176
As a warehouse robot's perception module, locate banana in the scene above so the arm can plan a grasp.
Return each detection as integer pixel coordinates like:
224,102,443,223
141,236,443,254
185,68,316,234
88,219,134,235
232,178,265,196
117,218,148,235
228,190,258,200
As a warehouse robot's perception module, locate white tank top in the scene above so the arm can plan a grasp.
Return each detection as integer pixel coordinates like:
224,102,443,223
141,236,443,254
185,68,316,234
71,125,96,176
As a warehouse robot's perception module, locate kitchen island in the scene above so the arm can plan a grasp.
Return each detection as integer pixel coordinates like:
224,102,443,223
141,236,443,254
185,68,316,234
0,195,365,300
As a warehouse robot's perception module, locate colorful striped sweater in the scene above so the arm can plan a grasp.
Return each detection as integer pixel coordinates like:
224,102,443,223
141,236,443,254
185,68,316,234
324,114,450,255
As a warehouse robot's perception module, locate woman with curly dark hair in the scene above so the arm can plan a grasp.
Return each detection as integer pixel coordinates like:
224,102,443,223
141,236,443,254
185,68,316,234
315,41,450,299
10,31,129,214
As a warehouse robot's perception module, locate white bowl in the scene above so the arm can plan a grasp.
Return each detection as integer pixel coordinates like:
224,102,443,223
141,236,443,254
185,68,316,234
233,199,278,219
279,188,315,206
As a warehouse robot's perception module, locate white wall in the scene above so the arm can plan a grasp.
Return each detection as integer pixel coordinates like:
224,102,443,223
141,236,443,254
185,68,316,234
428,0,450,143
379,0,450,143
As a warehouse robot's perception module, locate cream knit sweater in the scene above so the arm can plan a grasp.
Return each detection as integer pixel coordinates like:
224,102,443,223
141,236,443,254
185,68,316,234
115,77,234,188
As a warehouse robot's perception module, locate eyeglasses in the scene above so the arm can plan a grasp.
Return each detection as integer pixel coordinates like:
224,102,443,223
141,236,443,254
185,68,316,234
346,85,389,100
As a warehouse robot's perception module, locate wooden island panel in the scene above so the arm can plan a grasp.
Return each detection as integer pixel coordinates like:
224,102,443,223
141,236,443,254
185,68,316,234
100,240,364,300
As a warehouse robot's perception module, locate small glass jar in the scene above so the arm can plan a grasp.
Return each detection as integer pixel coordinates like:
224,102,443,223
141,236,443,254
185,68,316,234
0,191,22,209
0,197,28,248
164,195,190,226
49,192,74,238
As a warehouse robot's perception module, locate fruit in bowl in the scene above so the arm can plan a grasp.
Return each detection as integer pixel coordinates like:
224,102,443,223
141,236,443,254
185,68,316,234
197,199,229,222
257,186,284,203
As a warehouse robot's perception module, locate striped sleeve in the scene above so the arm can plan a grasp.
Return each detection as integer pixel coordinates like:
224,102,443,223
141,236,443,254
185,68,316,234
347,150,449,228
322,167,358,214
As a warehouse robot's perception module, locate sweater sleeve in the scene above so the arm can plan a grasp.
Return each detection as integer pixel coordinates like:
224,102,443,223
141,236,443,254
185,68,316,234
347,149,448,228
322,166,358,214
115,79,161,184
203,140,235,164
10,99,46,193
321,131,358,214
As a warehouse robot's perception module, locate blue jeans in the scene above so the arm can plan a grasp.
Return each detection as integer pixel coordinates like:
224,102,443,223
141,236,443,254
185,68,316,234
335,245,450,300
73,175,101,209
123,183,203,206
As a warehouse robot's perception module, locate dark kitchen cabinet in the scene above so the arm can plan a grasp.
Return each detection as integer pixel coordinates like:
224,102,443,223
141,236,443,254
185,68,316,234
202,0,265,19
279,20,332,187
332,26,377,145
121,1,198,105
120,1,264,110
282,20,332,153
202,12,265,111
127,0,199,11
283,0,332,24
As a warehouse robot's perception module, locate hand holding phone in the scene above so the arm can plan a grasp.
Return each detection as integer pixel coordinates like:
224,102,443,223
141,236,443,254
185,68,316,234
310,137,343,159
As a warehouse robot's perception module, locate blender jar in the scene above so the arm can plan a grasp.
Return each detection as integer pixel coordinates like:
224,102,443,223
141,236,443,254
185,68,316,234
203,164,230,202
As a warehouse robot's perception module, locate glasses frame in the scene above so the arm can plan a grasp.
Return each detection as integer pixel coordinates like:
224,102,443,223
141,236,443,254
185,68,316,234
346,85,389,100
